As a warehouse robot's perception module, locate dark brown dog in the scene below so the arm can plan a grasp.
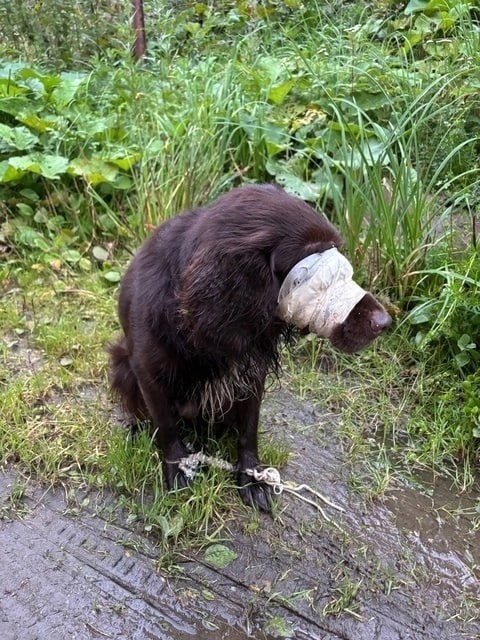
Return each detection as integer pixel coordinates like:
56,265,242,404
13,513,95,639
110,184,391,511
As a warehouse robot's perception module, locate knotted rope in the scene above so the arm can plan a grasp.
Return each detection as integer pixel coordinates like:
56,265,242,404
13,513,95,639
177,451,345,523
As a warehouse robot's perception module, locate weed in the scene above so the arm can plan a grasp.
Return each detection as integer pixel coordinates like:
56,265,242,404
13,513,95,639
1,1,479,298
322,568,364,618
0,477,30,520
407,250,480,372
0,262,296,547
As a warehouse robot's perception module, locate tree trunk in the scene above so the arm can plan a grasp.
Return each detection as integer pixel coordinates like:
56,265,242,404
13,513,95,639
132,0,146,61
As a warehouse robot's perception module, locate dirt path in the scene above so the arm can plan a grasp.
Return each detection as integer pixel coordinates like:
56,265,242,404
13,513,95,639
1,391,478,640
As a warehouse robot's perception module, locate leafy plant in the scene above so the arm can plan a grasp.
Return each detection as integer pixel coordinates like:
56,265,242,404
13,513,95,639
407,250,480,371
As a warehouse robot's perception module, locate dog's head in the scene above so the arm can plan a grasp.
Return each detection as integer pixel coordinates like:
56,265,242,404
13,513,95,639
328,292,391,353
277,248,391,353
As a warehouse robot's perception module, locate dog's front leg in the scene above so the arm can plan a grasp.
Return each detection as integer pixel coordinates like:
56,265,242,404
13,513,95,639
234,393,277,513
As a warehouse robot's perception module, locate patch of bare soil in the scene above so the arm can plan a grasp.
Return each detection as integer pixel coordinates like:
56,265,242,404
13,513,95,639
1,391,478,640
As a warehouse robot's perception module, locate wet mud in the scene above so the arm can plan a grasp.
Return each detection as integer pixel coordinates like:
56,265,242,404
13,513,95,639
1,390,479,639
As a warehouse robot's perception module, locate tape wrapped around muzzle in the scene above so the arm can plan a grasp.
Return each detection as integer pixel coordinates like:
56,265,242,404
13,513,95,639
277,248,366,338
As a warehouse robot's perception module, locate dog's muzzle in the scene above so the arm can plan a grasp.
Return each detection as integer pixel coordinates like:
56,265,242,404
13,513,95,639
277,248,366,337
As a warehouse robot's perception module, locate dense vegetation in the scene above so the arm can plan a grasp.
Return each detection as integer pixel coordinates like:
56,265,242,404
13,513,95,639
0,0,479,511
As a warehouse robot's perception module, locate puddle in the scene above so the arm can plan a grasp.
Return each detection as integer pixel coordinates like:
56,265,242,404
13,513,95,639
386,475,479,613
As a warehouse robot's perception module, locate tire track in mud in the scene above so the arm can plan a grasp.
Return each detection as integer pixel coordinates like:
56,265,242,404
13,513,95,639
0,483,197,640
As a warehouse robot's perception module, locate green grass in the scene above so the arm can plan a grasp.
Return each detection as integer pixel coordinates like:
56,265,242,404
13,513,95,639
2,2,479,283
283,326,479,493
0,267,115,476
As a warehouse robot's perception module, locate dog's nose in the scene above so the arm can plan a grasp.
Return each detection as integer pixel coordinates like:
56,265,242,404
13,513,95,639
370,309,392,334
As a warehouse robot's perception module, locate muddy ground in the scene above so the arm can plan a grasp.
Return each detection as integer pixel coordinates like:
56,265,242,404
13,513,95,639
1,390,479,640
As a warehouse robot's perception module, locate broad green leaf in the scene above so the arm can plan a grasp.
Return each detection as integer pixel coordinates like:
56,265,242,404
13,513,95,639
352,91,392,112
52,72,86,106
455,352,471,368
110,174,133,190
63,249,82,263
155,514,184,541
80,116,116,137
457,334,475,350
0,123,39,150
405,0,459,16
107,153,141,170
258,56,284,83
404,0,431,15
204,544,238,569
269,168,323,201
0,160,25,182
408,307,433,325
185,21,201,35
33,209,49,224
103,270,121,283
0,62,25,79
145,139,164,155
9,153,69,179
15,226,50,251
414,331,427,346
268,79,295,105
411,13,442,34
21,77,45,96
19,188,40,202
16,113,61,133
16,203,34,217
17,67,60,93
68,157,119,185
329,120,364,136
78,257,92,272
194,3,208,15
341,138,389,169
311,168,344,201
0,79,29,97
266,152,309,179
263,123,291,156
0,98,33,119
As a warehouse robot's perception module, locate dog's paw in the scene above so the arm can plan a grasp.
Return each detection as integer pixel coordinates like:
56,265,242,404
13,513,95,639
163,441,193,491
164,460,191,490
237,470,277,513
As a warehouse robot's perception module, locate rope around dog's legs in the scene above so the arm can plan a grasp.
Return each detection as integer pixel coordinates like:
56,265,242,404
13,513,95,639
177,452,345,522
178,451,236,477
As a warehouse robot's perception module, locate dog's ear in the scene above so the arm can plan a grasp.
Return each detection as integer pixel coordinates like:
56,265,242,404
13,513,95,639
177,247,280,357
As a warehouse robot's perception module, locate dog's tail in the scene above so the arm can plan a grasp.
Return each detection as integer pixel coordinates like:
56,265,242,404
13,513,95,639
109,337,146,418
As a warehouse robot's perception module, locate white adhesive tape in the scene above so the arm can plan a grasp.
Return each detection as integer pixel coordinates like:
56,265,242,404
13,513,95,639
277,248,366,337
